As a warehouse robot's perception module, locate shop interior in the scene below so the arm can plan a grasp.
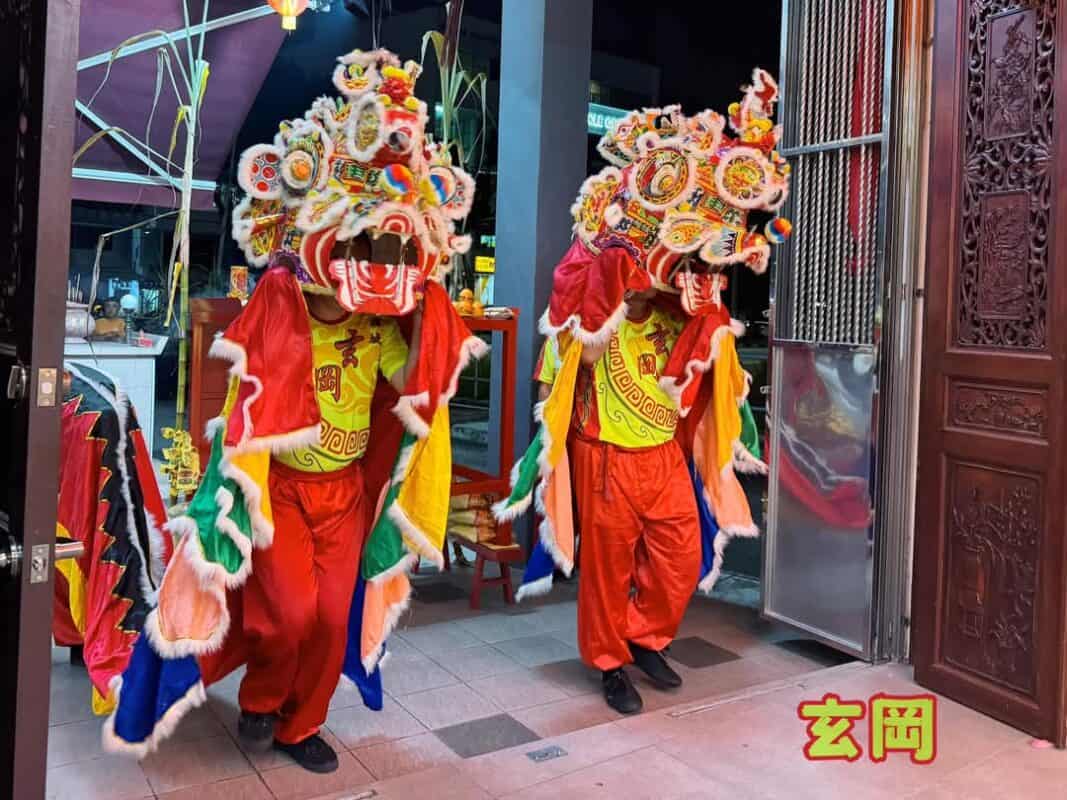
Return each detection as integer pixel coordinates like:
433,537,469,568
49,0,853,794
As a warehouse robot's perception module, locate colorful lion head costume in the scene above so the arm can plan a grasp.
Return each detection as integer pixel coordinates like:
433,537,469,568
498,69,792,600
233,48,475,317
553,68,791,326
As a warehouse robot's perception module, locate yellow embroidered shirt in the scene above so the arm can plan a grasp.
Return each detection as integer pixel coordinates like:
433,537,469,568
275,311,408,472
537,308,684,448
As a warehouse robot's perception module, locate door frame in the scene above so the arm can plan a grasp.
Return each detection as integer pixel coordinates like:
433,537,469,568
872,0,934,664
763,0,899,661
0,2,80,797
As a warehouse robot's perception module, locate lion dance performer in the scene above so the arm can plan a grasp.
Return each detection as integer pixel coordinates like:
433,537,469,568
497,70,792,713
103,49,486,773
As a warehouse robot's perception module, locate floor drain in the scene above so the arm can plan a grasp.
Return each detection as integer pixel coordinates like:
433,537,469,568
526,745,568,763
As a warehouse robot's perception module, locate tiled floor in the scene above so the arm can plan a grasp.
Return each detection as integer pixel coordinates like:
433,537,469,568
47,566,1067,799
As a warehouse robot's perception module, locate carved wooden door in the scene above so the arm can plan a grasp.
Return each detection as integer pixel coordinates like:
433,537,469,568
914,0,1067,744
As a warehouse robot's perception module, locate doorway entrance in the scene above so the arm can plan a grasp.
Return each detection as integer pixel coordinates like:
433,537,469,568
35,1,862,795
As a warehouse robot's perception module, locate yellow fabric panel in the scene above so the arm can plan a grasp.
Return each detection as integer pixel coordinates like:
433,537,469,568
396,405,452,556
541,335,582,470
55,523,87,636
229,449,273,531
711,333,745,473
276,313,407,472
693,399,755,534
92,686,116,716
221,375,240,418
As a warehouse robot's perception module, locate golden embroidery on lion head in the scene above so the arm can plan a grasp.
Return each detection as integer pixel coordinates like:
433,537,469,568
571,68,792,317
232,48,475,316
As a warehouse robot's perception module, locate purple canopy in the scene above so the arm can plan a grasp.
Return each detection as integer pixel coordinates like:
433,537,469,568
73,1,286,210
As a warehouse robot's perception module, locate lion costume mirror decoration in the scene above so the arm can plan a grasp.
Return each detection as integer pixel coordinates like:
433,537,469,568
233,48,475,315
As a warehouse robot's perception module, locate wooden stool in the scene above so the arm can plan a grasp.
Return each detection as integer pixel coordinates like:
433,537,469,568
449,534,522,610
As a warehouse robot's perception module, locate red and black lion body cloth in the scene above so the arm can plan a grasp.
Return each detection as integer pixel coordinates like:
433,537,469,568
54,363,172,714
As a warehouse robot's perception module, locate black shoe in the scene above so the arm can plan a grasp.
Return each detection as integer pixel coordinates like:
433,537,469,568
273,734,339,774
602,668,643,714
237,711,275,752
629,642,682,688
69,645,85,668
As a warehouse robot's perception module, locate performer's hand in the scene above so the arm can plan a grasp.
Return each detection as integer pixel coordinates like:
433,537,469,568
581,339,609,366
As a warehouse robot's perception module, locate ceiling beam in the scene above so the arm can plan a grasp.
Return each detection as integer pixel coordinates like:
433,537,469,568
73,166,216,193
76,6,276,71
75,100,180,186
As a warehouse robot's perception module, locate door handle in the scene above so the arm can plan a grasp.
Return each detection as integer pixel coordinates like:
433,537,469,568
0,538,84,581
0,536,22,578
6,364,28,401
55,542,85,561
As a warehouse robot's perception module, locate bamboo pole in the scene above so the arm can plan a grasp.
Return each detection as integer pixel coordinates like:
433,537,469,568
174,258,190,440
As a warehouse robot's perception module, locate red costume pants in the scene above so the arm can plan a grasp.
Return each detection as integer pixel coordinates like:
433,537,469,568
205,459,366,744
572,436,700,671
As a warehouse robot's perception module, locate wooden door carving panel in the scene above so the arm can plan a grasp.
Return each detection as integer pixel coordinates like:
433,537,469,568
958,5,1052,348
915,0,1067,744
943,462,1040,696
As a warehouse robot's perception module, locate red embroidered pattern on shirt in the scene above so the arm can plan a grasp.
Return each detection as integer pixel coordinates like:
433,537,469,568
319,419,370,457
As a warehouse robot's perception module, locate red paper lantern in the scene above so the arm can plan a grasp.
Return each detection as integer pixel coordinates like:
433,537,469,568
267,0,309,30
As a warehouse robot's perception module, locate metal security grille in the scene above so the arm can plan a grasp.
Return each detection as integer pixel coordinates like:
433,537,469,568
775,0,893,345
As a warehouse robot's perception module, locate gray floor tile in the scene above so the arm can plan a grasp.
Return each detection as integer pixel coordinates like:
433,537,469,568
434,713,541,758
666,636,742,669
493,635,580,668
412,581,469,604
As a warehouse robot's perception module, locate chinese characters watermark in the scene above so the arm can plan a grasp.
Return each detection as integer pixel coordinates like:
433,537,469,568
798,692,937,764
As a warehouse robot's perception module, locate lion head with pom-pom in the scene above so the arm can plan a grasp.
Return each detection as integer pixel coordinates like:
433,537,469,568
232,48,475,316
571,68,791,317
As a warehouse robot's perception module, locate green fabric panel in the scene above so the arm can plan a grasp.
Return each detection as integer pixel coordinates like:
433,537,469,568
186,430,251,575
740,399,761,460
501,428,543,510
362,433,414,580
